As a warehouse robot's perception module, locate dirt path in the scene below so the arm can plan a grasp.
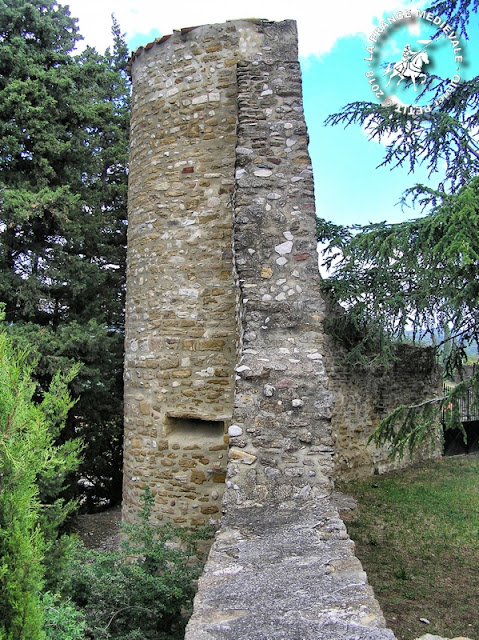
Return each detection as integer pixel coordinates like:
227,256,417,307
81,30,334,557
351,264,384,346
72,505,122,551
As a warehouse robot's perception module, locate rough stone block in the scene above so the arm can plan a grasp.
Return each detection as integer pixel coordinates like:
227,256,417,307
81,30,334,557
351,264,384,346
198,339,225,351
191,470,207,484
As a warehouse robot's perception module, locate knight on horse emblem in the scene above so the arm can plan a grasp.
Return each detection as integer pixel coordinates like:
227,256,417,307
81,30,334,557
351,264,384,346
384,41,431,91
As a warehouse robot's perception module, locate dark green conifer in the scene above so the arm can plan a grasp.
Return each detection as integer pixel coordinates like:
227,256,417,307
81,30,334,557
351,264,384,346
0,1,130,506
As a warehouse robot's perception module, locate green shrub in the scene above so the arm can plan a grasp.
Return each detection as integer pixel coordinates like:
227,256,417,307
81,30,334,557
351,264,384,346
42,593,86,640
62,489,211,640
0,316,82,640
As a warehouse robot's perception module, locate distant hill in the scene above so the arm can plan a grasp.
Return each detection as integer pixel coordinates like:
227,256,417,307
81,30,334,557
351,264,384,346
403,330,477,363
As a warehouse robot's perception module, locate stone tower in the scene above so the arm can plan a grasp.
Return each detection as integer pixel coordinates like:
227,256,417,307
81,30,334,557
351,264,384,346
123,18,441,531
122,19,337,528
123,19,442,639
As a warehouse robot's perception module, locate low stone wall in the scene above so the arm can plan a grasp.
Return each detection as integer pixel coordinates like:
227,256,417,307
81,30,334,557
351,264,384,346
325,339,443,481
185,500,396,640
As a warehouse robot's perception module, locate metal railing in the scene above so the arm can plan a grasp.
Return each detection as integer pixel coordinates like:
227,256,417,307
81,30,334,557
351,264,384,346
442,382,479,424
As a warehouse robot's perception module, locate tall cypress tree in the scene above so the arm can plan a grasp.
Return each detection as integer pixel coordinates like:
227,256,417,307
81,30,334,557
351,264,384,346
0,1,130,508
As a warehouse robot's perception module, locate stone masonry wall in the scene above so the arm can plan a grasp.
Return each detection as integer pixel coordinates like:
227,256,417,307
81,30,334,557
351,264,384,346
184,53,395,640
325,338,442,481
123,20,298,528
223,58,335,507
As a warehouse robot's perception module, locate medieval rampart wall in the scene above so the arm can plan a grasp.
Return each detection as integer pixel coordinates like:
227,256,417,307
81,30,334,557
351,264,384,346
221,57,335,507
326,340,442,481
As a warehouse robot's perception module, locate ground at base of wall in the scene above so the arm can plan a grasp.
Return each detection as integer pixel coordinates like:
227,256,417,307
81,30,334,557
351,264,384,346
72,505,121,550
336,456,479,640
71,497,474,640
416,636,474,640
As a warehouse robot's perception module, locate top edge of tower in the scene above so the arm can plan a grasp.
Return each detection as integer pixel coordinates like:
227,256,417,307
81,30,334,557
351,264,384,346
127,19,298,77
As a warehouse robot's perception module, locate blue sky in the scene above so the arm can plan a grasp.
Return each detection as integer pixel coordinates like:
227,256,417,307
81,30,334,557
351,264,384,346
302,11,479,227
65,0,479,228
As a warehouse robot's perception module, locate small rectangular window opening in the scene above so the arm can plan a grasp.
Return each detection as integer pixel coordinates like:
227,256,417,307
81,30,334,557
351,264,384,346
164,415,225,445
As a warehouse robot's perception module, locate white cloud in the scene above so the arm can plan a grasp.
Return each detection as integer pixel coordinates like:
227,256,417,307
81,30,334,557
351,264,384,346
65,0,426,58
407,15,422,37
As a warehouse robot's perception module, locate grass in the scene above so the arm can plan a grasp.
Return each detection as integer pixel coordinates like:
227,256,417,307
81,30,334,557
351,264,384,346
336,455,479,640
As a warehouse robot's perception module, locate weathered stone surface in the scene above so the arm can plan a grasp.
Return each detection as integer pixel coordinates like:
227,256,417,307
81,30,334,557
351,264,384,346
185,501,396,640
227,425,243,437
229,449,257,465
219,57,335,511
124,17,441,640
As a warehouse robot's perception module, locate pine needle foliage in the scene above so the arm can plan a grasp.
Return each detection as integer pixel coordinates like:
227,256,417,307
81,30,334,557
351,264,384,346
321,0,479,455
